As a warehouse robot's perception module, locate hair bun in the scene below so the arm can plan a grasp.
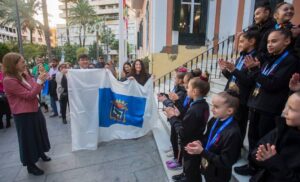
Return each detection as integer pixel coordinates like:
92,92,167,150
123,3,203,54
226,89,239,98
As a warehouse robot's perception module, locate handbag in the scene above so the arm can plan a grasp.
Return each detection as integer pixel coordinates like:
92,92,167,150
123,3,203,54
0,92,7,102
60,92,68,101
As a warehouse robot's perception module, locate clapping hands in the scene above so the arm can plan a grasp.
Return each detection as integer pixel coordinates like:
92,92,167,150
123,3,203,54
185,140,204,154
163,107,180,118
38,72,48,83
255,143,277,162
289,73,300,92
244,55,260,69
218,59,236,72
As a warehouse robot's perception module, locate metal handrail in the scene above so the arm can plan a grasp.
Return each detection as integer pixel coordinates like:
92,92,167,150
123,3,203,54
154,34,239,109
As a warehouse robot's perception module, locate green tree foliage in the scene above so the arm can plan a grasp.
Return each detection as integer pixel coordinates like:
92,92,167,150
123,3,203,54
60,0,78,44
69,0,96,47
5,41,19,52
76,47,88,59
99,25,117,51
0,43,10,62
88,42,103,60
0,0,43,44
53,44,80,64
23,43,47,61
111,41,132,55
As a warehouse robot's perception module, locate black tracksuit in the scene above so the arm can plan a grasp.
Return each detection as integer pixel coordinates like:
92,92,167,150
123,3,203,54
222,51,257,140
60,74,68,120
256,21,300,63
247,50,298,166
169,99,209,182
201,117,242,182
248,18,276,65
162,85,186,162
250,117,300,182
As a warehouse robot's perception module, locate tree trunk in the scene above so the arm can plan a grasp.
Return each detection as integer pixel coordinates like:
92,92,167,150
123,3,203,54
30,29,33,44
96,30,99,58
83,24,86,47
65,0,70,44
41,0,52,59
79,25,82,47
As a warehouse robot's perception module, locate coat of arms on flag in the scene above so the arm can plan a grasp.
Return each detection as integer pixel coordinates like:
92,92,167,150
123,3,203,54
110,99,127,122
99,88,146,128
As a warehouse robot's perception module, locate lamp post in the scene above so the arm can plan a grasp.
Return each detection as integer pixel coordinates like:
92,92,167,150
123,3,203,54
60,34,66,63
15,0,24,55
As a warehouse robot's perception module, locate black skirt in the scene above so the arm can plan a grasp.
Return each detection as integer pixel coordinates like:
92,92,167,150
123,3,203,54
14,109,51,166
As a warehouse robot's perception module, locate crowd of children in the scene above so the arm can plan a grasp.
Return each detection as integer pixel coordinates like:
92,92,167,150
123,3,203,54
158,1,300,182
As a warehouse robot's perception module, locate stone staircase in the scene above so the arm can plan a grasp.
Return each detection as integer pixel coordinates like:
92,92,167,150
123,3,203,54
152,73,251,182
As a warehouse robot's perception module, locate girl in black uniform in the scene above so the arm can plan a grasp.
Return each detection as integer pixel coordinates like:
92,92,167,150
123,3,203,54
250,92,300,182
220,30,259,141
164,77,210,182
235,29,299,175
185,90,242,182
158,71,186,170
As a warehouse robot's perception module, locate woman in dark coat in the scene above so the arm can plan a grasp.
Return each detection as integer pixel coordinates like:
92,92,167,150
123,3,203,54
127,59,151,86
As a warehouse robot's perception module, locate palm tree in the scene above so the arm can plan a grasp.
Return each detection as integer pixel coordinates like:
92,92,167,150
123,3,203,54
0,0,43,44
69,0,96,47
61,0,78,45
41,0,52,59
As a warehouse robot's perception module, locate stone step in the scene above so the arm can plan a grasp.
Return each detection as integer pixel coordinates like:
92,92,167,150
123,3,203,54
232,158,251,182
152,111,181,182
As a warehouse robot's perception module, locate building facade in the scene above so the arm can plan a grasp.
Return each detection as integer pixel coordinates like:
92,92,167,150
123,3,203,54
131,0,300,58
0,24,47,46
0,25,17,43
57,0,137,58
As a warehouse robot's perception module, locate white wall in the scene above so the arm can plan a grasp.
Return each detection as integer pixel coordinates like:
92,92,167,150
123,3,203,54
219,0,239,40
285,0,293,4
172,31,179,45
242,0,255,29
151,0,167,53
206,0,217,45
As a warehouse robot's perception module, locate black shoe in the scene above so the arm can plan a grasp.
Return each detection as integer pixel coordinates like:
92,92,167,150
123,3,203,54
49,114,58,118
172,173,185,181
62,118,67,124
41,153,51,162
27,164,44,176
234,164,256,176
174,176,187,182
6,120,11,128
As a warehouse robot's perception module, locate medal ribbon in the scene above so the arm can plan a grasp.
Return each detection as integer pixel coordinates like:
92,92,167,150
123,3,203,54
255,51,289,89
205,116,234,151
190,97,204,107
183,96,190,108
275,23,281,30
230,50,256,83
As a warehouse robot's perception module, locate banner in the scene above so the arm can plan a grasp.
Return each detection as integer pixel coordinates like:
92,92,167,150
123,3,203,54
68,69,158,151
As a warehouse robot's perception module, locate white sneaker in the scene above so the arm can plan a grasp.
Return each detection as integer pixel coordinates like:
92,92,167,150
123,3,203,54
164,147,172,153
166,152,174,158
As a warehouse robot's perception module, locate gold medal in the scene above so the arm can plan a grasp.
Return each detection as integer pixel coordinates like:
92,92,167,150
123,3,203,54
201,158,209,169
229,82,237,89
252,88,260,97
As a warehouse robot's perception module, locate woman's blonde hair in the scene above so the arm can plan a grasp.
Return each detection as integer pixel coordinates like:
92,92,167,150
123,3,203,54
2,52,22,81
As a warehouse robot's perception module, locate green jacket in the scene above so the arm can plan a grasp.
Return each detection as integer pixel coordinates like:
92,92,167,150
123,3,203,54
32,63,50,77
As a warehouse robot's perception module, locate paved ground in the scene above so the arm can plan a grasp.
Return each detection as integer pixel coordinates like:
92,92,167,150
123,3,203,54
0,113,168,182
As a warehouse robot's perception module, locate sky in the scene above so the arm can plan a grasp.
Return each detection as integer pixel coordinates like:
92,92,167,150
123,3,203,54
36,0,65,28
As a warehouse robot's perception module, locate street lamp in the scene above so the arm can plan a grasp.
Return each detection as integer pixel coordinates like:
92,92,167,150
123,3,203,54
60,33,66,63
15,0,24,55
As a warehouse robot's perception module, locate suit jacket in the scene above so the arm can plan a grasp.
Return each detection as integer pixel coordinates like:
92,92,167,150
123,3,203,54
3,75,42,114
